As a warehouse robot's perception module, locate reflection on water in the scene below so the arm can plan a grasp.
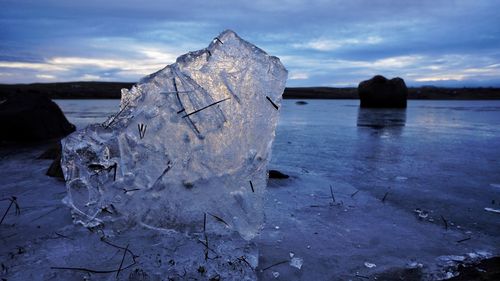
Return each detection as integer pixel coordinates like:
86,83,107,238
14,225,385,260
357,108,406,129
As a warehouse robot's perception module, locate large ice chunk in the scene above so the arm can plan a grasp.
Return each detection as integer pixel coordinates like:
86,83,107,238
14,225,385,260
61,30,287,240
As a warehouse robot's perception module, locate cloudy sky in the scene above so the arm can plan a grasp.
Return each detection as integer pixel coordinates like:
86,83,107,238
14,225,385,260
1,0,499,87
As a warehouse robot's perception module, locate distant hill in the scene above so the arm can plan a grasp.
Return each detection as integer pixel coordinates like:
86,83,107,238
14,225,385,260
1,82,500,100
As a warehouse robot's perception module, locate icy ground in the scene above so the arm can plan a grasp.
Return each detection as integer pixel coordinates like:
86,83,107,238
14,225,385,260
1,99,500,280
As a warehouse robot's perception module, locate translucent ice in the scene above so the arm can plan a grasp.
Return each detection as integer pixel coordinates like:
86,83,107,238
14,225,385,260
61,30,287,240
290,257,304,269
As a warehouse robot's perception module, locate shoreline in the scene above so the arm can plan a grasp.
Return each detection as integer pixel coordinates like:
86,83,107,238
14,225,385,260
2,82,500,100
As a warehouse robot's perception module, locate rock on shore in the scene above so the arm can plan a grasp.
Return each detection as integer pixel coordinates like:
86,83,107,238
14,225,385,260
0,93,75,143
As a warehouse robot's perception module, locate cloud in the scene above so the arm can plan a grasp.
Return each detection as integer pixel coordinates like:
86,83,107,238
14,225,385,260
0,0,499,86
36,74,56,80
289,72,309,80
293,36,383,51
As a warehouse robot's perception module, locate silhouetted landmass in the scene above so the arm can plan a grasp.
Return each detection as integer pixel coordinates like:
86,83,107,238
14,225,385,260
1,82,500,100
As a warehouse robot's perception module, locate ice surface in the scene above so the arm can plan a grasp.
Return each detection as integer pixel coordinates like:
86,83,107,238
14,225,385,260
60,30,287,240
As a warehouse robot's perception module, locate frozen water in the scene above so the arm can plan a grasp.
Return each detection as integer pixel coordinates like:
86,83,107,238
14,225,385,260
289,257,304,269
60,30,287,240
3,100,499,280
364,262,376,268
484,207,500,213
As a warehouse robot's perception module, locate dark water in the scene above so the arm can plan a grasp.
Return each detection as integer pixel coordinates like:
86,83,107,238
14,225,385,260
55,99,500,234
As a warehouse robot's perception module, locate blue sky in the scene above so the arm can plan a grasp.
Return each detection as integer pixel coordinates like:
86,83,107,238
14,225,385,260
1,0,499,87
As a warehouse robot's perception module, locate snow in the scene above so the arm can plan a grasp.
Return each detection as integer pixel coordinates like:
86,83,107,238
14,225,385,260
60,29,287,241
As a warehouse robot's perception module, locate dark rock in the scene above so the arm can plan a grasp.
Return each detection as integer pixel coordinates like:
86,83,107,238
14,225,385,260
46,154,64,179
38,142,62,159
45,142,64,179
268,170,289,179
295,101,308,105
358,75,408,108
0,93,75,143
449,257,500,281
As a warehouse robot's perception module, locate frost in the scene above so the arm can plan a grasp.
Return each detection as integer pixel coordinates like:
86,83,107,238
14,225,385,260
60,29,287,241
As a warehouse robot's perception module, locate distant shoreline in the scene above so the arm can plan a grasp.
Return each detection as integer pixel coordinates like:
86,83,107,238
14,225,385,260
2,81,500,100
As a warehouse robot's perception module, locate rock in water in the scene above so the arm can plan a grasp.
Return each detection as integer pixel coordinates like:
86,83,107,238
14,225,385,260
61,30,287,240
358,75,408,108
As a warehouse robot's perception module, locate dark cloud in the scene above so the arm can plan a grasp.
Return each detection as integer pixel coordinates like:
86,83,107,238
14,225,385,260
0,0,499,86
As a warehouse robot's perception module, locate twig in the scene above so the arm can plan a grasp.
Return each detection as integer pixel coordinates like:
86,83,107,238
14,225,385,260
0,196,20,225
456,237,471,243
152,161,172,187
51,262,136,274
355,273,370,279
123,188,141,194
30,206,61,222
137,123,147,139
261,260,289,271
55,232,73,240
182,97,230,118
104,101,130,129
440,215,448,231
100,239,138,260
249,180,255,193
329,185,336,204
197,240,218,256
110,163,117,181
203,213,208,260
116,244,129,278
237,256,252,268
207,212,229,227
52,239,138,275
214,37,223,44
266,96,279,110
381,191,389,203
351,190,359,198
173,77,200,134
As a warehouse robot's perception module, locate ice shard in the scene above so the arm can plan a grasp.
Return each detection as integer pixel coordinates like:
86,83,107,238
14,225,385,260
60,30,288,240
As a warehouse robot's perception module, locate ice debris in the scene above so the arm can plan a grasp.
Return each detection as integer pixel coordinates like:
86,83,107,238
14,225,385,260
364,262,376,268
484,207,500,214
290,257,304,269
60,30,288,240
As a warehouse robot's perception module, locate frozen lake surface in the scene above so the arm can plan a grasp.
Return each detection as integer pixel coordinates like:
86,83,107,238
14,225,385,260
1,99,499,280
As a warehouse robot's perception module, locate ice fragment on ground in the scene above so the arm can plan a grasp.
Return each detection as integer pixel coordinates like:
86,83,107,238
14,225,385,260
489,183,500,188
290,257,304,269
484,207,500,214
60,29,288,240
406,261,423,269
438,255,466,262
272,271,280,278
364,262,376,268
